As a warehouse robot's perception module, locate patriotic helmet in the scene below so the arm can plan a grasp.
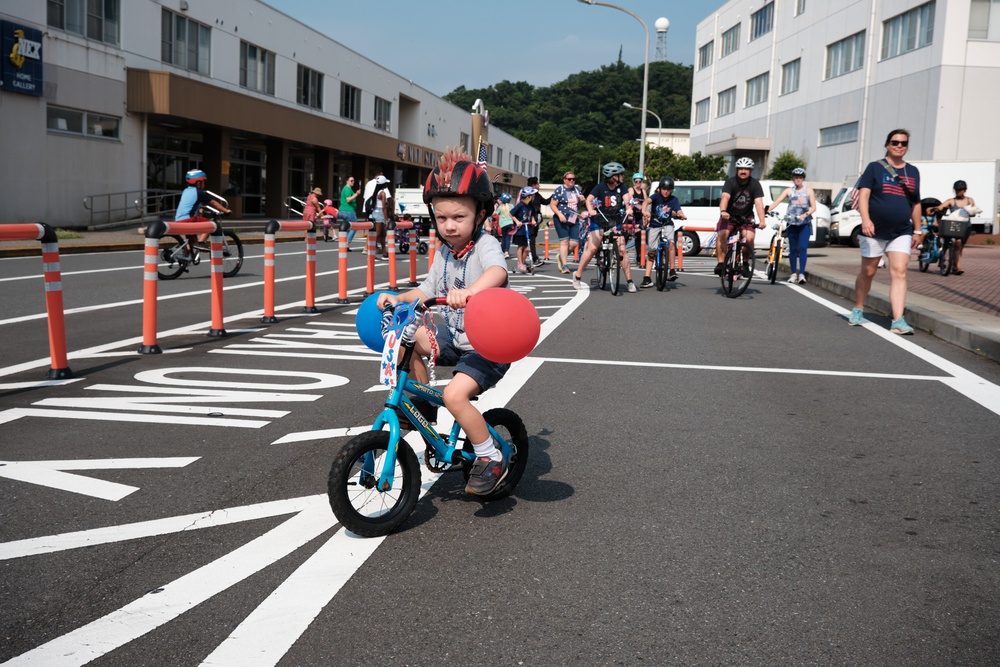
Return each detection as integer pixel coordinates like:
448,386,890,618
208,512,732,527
185,169,207,185
602,162,626,178
423,148,495,250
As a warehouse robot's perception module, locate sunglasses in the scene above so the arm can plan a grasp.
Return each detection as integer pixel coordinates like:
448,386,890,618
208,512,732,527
889,140,909,147
565,177,576,181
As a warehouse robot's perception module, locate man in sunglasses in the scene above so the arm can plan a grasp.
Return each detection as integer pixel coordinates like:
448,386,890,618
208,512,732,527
849,128,922,335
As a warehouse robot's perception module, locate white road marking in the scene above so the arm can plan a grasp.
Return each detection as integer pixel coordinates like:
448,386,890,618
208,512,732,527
0,457,199,501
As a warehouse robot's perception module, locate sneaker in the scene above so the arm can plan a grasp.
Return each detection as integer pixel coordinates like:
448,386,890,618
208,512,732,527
533,259,544,268
741,263,753,278
786,273,799,284
517,264,527,273
556,255,565,272
465,456,508,495
640,277,653,288
174,248,192,263
627,281,637,293
848,308,864,326
890,317,914,335
798,274,807,285
572,274,584,290
714,263,724,276
668,269,678,281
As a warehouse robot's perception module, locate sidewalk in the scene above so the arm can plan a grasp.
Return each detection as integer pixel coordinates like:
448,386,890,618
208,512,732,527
3,226,999,363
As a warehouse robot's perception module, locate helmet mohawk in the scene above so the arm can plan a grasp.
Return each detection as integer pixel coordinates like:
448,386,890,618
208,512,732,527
435,146,476,188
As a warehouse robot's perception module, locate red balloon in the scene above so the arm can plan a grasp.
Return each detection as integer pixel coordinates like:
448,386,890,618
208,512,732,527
464,288,540,363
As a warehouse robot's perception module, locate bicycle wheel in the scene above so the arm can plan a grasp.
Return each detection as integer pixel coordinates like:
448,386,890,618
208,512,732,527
938,240,951,275
655,247,667,291
765,240,778,284
222,230,244,278
327,431,421,537
597,246,609,290
723,242,754,298
157,235,189,280
462,408,529,501
610,245,621,295
946,242,957,276
918,251,930,272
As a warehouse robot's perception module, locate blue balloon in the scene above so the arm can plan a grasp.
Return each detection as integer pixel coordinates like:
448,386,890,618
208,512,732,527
356,291,394,352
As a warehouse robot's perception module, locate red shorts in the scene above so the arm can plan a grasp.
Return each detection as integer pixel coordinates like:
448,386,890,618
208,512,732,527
716,216,756,237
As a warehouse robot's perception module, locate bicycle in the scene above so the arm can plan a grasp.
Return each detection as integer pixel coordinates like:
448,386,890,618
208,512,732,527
763,211,786,285
720,222,757,298
158,208,244,280
591,207,626,295
327,296,529,537
918,219,955,276
651,217,683,291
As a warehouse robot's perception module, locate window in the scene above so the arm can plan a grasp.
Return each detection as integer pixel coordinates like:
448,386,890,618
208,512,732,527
240,41,275,95
721,24,741,57
47,105,120,139
745,72,769,107
825,31,865,79
374,96,391,131
495,147,503,167
751,3,774,41
161,9,210,74
969,0,1000,39
819,121,859,146
48,0,120,45
695,98,711,124
297,65,323,109
717,87,736,117
460,132,470,153
340,83,360,122
795,0,806,17
672,185,722,207
780,58,800,94
698,41,714,69
882,2,935,59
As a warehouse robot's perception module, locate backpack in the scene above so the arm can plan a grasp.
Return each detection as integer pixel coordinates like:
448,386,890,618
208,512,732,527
362,181,390,217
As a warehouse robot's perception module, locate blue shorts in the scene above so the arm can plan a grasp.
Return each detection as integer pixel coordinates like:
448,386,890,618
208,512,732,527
554,218,580,240
436,342,509,391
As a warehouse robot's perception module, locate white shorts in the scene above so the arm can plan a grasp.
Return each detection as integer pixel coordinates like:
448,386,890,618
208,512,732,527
858,233,911,258
646,225,674,250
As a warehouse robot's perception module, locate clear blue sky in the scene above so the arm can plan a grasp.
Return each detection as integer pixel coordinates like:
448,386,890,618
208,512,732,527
265,0,727,96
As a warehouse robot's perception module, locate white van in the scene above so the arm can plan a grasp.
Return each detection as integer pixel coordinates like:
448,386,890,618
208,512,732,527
671,180,831,256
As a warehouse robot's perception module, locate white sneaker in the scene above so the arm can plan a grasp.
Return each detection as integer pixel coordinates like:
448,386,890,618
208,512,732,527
786,273,799,284
798,274,807,284
572,274,584,289
627,282,637,293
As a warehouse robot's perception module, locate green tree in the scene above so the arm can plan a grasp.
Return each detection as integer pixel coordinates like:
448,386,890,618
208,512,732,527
765,150,807,179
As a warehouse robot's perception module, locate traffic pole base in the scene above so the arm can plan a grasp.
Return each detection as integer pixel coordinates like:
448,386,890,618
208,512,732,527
407,281,419,287
335,298,350,304
260,316,279,323
45,367,74,380
301,306,319,313
207,328,227,338
137,344,163,355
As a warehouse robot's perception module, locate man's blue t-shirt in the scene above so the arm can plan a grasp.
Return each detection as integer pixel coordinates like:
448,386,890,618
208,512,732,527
648,192,682,227
859,160,920,240
175,186,214,221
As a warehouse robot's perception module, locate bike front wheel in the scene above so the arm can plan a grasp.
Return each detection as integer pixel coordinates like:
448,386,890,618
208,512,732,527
328,431,421,537
610,246,621,295
722,243,755,298
597,247,609,290
938,242,951,275
655,249,667,291
222,230,244,277
462,408,529,501
765,241,779,284
157,235,189,280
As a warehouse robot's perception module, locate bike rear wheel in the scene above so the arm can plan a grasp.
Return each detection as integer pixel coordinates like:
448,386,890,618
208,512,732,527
222,230,244,277
938,241,951,275
328,431,421,537
462,408,529,501
157,235,189,280
610,245,621,295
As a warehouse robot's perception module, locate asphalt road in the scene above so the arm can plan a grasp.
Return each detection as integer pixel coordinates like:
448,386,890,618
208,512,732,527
1,244,999,666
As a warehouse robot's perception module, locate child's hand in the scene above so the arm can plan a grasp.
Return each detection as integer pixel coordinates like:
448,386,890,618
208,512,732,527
446,288,473,310
377,293,400,310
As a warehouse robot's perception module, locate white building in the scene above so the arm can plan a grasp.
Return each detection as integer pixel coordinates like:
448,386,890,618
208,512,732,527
646,128,691,156
689,0,1000,191
0,1,539,227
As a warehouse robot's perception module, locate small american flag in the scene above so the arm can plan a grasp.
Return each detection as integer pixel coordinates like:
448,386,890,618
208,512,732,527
477,142,488,171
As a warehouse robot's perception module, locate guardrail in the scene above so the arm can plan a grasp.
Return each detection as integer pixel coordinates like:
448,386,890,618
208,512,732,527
82,188,180,229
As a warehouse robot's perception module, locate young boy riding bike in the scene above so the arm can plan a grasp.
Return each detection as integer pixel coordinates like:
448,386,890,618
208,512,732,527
175,169,232,260
640,177,686,287
376,148,511,495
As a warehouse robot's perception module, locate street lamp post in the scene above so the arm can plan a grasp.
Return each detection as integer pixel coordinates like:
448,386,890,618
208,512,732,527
623,102,662,152
597,144,604,184
578,0,650,176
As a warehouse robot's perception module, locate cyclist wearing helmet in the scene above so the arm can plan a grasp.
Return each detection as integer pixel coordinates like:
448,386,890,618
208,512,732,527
377,147,511,496
640,177,687,286
938,179,977,275
627,172,649,265
716,157,766,276
175,169,232,259
572,161,638,292
769,167,817,284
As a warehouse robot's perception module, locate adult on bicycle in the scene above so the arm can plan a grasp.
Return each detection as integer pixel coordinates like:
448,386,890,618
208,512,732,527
175,169,231,261
715,157,766,278
572,161,637,293
626,173,649,266
640,177,686,287
768,167,816,284
938,180,976,275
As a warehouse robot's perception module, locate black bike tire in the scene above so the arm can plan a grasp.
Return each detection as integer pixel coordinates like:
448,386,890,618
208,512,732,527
327,431,421,537
222,230,244,278
721,246,736,296
655,247,667,291
157,235,188,280
610,245,621,295
597,247,609,290
724,242,754,298
945,242,957,276
766,240,778,284
461,408,529,501
939,240,951,275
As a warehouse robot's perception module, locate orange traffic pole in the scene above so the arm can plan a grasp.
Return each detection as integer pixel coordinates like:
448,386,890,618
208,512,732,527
262,231,277,322
366,227,376,296
676,231,684,271
207,229,226,337
407,226,419,287
544,227,550,260
427,227,437,270
304,226,318,313
139,224,164,354
336,222,350,304
387,223,398,291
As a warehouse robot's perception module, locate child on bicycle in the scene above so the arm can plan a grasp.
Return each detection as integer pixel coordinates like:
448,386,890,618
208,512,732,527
175,169,232,259
640,177,686,287
319,199,339,242
509,187,538,273
376,148,511,496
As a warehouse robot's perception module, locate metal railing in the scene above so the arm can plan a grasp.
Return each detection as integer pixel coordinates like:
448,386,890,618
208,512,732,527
82,188,181,229
285,195,306,219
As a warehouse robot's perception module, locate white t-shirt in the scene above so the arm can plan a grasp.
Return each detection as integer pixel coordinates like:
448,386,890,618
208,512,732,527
363,175,390,213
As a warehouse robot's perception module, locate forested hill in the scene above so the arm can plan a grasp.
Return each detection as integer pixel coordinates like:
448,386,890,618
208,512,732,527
444,60,695,182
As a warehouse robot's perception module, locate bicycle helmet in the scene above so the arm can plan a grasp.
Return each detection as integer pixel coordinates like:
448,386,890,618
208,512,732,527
632,172,645,182
520,186,538,198
791,167,806,177
658,177,675,190
500,192,512,203
324,199,333,206
953,180,967,191
734,157,754,169
185,169,207,185
602,162,626,179
422,147,495,254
